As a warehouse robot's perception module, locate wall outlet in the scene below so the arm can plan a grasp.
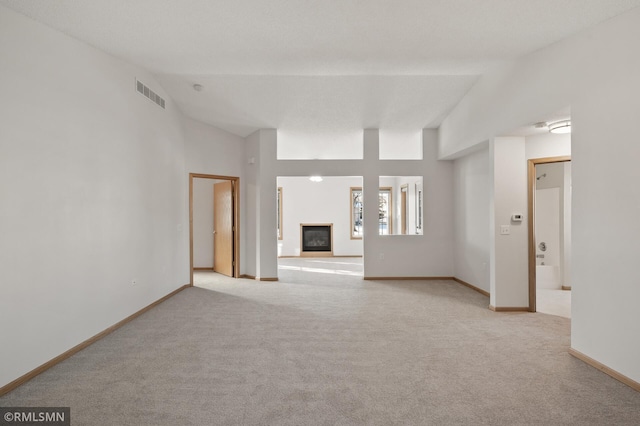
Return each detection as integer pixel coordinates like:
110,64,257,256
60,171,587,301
500,225,510,235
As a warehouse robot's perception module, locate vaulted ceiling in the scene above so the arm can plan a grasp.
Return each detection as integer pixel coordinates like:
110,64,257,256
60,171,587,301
3,0,639,137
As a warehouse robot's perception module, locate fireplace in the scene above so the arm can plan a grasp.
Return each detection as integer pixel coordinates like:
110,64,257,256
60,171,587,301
300,224,333,257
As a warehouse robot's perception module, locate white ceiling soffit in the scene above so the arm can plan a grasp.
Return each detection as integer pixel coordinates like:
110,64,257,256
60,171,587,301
156,74,479,137
2,0,640,137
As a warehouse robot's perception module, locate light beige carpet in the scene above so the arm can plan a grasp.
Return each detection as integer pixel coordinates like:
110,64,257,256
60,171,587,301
1,258,639,425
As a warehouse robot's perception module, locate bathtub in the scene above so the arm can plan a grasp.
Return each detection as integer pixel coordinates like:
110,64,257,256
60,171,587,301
536,265,561,289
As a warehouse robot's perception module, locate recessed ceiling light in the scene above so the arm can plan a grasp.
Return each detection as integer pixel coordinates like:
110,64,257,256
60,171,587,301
193,84,204,92
309,176,323,182
548,120,571,134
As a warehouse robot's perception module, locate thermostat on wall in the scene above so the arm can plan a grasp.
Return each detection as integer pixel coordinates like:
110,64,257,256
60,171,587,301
511,214,523,222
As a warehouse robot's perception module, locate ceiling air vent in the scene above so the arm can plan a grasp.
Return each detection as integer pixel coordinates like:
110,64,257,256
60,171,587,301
135,78,165,109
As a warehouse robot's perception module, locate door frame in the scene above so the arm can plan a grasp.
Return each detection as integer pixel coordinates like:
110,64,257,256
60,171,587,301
527,156,571,312
189,173,240,286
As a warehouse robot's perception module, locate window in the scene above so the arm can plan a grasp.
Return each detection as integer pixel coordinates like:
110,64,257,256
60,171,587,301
378,188,392,235
350,187,393,237
277,187,283,240
351,187,363,239
379,176,423,235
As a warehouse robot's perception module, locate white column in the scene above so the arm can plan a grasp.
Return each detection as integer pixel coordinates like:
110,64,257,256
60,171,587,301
256,129,278,279
489,137,529,308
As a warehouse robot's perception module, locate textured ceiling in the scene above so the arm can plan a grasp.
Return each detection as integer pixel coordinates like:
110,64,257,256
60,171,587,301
2,0,640,136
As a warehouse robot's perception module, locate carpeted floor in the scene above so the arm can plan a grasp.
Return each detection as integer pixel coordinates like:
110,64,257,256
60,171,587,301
1,258,639,425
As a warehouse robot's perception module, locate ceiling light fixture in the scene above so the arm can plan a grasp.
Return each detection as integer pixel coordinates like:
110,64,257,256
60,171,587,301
548,120,571,134
309,176,323,182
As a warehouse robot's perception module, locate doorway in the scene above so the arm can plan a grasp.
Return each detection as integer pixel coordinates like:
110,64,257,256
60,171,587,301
527,157,571,313
189,173,240,285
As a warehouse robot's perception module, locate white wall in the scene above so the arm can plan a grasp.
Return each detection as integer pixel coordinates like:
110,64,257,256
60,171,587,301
365,131,454,277
453,147,490,292
269,129,454,278
535,162,565,190
0,5,249,389
0,6,190,388
277,177,363,257
379,130,423,160
193,179,214,268
525,132,571,160
277,130,364,160
439,7,640,382
184,117,246,177
451,134,571,297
